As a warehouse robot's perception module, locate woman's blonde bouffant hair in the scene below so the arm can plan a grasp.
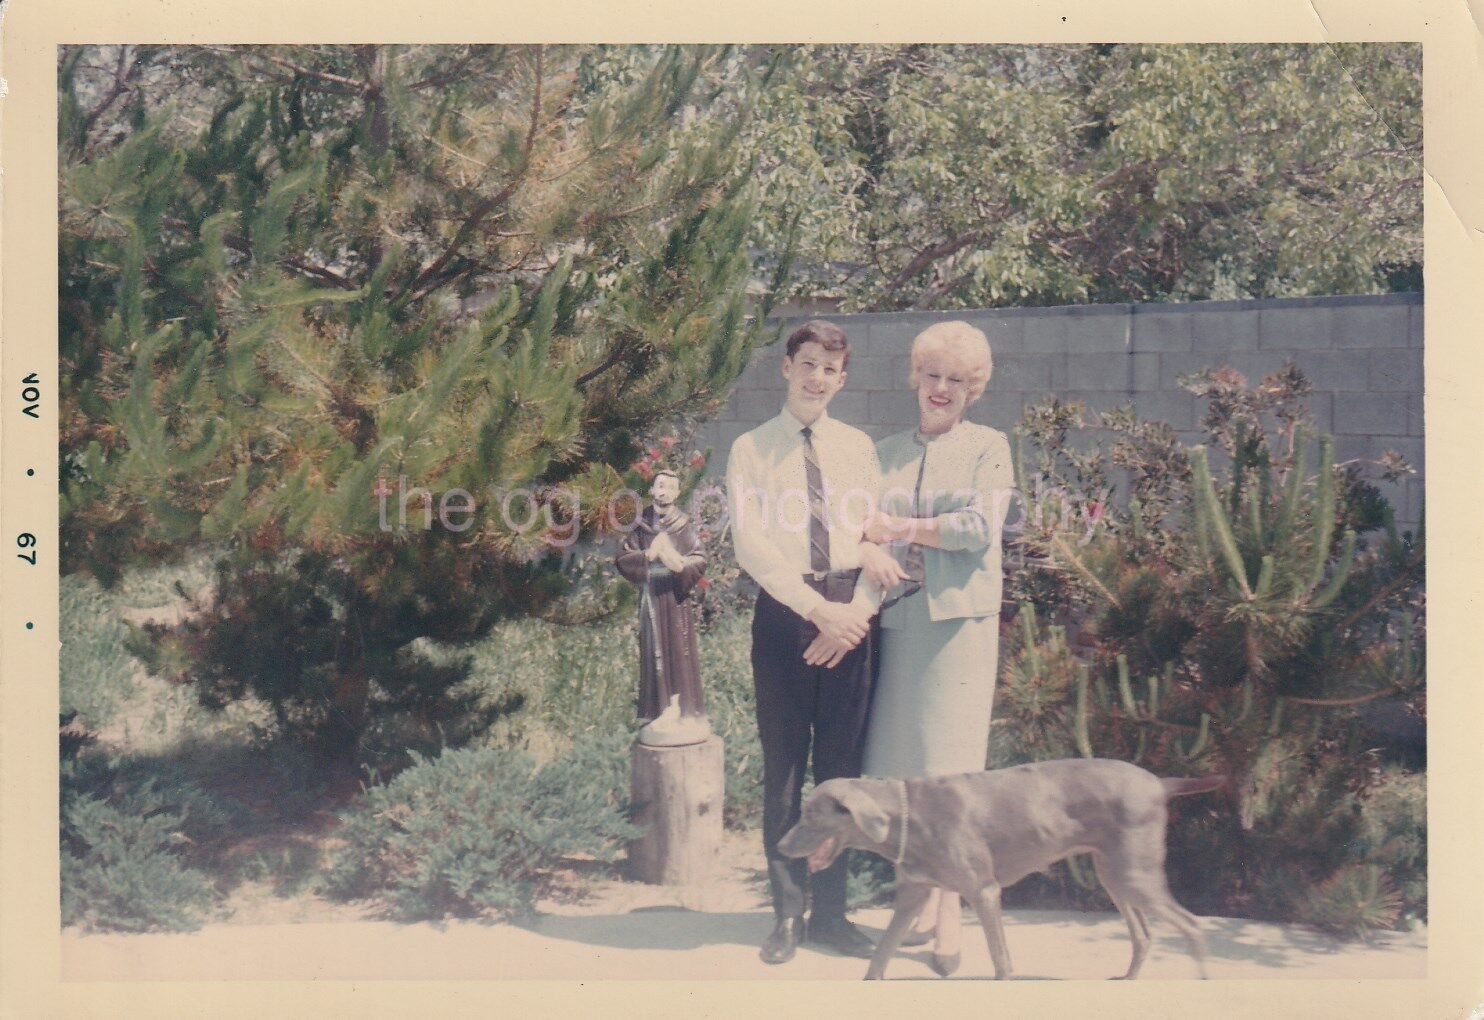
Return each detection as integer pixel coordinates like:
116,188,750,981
908,320,994,403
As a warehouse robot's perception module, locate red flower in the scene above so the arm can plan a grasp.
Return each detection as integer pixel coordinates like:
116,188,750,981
660,436,678,450
689,452,706,469
696,577,712,591
634,462,656,481
647,447,661,460
1087,501,1105,522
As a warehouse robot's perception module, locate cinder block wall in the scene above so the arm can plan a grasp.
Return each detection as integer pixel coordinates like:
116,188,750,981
698,293,1424,530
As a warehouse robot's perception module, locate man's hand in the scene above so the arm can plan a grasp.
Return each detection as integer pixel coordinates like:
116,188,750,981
858,541,911,590
803,632,855,668
808,601,871,645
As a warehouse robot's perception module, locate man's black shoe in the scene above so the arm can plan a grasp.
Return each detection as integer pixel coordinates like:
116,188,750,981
760,916,804,965
807,915,876,959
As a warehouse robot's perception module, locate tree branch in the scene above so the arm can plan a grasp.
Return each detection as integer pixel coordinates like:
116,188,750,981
884,230,981,297
1334,551,1424,635
247,50,369,95
283,257,359,291
80,47,134,146
574,331,639,390
410,46,489,91
391,46,546,307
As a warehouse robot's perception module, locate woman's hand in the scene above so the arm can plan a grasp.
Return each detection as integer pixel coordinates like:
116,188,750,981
859,541,911,590
863,511,910,545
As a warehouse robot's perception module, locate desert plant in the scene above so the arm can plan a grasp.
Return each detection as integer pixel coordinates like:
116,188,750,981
993,365,1425,933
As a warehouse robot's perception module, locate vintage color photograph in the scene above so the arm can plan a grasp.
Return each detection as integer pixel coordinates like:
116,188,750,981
55,43,1425,981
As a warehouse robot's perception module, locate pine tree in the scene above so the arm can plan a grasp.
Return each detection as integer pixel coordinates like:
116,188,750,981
60,45,785,763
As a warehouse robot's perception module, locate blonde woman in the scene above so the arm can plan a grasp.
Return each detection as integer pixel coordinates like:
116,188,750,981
861,321,1013,975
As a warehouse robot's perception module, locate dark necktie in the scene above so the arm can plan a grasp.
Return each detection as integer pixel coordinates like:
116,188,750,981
800,426,831,574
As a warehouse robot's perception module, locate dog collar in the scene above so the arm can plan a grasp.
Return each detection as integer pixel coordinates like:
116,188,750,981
893,780,909,864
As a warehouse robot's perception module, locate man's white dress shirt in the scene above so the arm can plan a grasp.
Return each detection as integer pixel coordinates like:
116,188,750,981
725,407,882,620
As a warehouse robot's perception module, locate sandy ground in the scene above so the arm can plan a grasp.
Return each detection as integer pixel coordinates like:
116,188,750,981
63,831,1425,982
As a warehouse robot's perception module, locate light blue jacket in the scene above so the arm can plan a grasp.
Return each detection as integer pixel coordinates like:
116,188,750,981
875,421,1016,625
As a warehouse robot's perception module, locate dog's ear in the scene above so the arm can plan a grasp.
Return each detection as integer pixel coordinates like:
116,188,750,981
827,783,891,844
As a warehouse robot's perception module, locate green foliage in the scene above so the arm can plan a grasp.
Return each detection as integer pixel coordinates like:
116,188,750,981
324,736,641,921
847,852,897,911
686,481,758,631
1298,865,1404,940
60,44,782,761
987,608,1082,767
734,44,1419,310
453,609,764,830
60,554,220,733
127,547,526,767
993,365,1425,933
60,576,140,730
697,615,766,829
60,752,234,932
61,797,220,933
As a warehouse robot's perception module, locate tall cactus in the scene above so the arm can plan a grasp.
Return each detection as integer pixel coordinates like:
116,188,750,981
1004,375,1424,932
1190,445,1254,597
1187,436,1357,612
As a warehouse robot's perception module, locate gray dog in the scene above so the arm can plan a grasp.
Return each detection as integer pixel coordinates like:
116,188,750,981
776,758,1225,980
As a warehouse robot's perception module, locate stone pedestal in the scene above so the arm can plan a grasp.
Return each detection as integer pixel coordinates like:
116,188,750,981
628,734,724,886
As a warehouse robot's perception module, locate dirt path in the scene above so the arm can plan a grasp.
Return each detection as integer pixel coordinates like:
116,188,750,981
64,831,1425,982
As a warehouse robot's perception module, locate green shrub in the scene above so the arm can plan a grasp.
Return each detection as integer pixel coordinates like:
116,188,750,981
451,608,766,829
60,575,140,731
324,734,641,920
989,368,1426,935
696,614,765,829
60,755,232,932
1297,864,1404,939
446,613,636,759
62,553,236,753
847,852,896,910
684,481,757,630
1353,768,1426,924
61,794,220,933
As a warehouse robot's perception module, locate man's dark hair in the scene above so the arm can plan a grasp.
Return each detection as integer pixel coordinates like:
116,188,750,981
784,319,850,369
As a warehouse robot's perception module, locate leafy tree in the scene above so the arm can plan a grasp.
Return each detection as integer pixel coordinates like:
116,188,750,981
734,44,1420,309
60,44,783,763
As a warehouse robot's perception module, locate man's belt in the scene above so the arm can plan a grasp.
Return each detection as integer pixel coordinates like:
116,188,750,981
803,568,861,582
802,568,861,601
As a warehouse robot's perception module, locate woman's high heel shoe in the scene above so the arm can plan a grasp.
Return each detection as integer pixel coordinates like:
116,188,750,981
900,927,934,947
930,951,961,977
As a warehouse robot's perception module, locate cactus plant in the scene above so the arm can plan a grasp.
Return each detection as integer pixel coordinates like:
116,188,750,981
995,365,1426,935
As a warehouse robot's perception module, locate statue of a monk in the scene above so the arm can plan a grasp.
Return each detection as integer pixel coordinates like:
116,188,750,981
615,470,711,746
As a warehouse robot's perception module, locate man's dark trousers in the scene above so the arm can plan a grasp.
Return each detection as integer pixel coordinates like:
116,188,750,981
751,572,874,922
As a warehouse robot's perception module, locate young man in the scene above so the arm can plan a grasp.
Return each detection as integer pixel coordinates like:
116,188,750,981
725,320,907,965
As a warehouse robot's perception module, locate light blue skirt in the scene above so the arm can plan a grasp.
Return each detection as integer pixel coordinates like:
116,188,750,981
863,592,999,779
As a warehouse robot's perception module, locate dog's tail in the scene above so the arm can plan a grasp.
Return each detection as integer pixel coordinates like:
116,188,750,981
1161,775,1227,799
